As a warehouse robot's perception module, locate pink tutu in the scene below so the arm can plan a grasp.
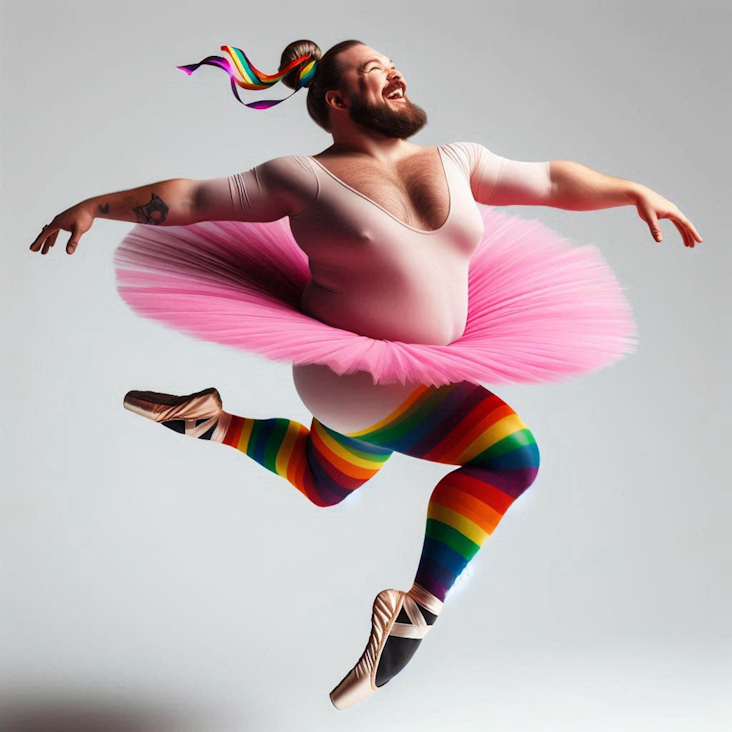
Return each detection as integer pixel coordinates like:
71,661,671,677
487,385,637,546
113,205,637,386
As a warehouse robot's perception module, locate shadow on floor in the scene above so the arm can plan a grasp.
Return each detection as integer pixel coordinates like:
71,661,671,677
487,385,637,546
0,694,234,732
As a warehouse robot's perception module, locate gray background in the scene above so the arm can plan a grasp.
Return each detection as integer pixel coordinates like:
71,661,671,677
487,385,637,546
2,1,730,730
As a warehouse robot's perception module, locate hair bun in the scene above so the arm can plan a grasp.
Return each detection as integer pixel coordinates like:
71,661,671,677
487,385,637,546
279,40,322,90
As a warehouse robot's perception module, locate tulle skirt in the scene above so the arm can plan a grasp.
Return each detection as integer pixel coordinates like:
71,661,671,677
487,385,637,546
113,205,637,387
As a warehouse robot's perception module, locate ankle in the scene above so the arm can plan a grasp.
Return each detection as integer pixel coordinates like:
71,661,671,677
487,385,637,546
407,583,443,624
220,413,250,447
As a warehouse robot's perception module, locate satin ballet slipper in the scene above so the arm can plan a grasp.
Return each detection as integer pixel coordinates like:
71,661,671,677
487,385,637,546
123,386,231,441
330,583,443,710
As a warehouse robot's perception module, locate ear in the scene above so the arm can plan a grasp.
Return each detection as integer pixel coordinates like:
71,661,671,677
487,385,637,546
325,89,348,111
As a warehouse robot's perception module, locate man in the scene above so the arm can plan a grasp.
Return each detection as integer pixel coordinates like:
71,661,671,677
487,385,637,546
28,41,702,709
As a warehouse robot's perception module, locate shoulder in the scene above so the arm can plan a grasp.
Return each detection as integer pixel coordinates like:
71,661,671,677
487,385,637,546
250,155,318,189
250,155,319,215
441,141,498,178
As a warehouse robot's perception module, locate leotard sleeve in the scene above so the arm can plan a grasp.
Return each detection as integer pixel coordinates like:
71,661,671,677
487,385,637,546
193,155,318,222
446,141,553,206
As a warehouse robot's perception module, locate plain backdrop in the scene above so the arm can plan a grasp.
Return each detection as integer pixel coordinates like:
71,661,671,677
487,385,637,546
2,1,730,730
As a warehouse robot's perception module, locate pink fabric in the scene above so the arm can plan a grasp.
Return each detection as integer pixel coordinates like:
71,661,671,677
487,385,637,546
113,204,637,386
215,143,554,347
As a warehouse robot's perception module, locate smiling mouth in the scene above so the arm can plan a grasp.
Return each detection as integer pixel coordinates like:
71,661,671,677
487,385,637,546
383,84,406,101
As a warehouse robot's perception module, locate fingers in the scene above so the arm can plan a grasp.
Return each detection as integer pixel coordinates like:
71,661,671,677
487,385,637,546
677,212,702,243
67,224,80,254
640,205,663,242
670,219,692,248
42,229,60,255
30,222,61,255
29,216,87,255
640,201,703,249
667,210,703,246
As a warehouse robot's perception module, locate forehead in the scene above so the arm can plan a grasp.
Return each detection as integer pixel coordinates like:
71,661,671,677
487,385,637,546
341,44,391,71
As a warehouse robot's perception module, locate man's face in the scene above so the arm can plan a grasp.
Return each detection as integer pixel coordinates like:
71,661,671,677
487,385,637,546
338,45,428,139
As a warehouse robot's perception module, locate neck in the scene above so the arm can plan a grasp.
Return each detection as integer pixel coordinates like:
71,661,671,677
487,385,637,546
323,125,415,163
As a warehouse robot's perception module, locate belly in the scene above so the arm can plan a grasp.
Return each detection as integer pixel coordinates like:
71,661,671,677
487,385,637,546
300,259,470,345
292,362,423,435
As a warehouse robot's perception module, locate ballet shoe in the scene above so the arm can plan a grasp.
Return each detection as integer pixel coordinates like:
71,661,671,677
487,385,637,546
123,386,230,441
329,583,443,710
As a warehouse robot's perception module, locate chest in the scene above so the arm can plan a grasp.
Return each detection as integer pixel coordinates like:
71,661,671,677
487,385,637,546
313,148,450,232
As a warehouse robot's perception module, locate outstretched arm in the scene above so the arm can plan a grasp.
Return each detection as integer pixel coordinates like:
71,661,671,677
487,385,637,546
29,178,199,255
29,156,317,256
549,160,702,247
453,142,702,248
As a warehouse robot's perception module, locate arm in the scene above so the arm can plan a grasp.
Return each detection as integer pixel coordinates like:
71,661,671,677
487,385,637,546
452,142,702,248
29,156,317,256
29,178,200,255
194,155,317,223
456,141,634,210
89,178,195,225
549,160,702,247
549,160,637,210
450,141,553,207
91,154,317,225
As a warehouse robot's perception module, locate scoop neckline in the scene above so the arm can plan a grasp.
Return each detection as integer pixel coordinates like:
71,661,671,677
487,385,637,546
307,145,452,236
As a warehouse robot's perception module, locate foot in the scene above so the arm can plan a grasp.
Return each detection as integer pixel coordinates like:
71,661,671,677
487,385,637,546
329,583,443,710
123,386,231,441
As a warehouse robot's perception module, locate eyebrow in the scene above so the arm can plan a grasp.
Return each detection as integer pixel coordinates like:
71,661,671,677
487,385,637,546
359,57,394,71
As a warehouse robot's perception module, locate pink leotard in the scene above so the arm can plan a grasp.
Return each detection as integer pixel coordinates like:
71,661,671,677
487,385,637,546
212,142,552,345
196,142,552,431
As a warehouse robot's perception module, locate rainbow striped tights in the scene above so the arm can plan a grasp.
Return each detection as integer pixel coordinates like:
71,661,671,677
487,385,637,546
217,380,540,604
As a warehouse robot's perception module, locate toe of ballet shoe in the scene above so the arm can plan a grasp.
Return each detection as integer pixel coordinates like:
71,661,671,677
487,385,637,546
329,666,375,710
123,387,221,422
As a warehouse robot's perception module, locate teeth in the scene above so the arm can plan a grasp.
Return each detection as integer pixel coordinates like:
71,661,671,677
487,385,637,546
386,87,404,99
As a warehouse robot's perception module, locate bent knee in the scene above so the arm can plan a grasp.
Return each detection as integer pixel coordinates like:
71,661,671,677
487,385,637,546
475,425,540,493
303,480,361,508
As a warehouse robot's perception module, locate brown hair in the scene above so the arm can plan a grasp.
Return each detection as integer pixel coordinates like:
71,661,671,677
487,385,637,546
279,39,364,132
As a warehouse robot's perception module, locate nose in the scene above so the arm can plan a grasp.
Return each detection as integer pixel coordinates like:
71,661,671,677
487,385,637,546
387,68,405,90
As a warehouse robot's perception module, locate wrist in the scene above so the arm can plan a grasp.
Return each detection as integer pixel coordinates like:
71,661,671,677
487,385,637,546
625,181,648,206
80,197,103,220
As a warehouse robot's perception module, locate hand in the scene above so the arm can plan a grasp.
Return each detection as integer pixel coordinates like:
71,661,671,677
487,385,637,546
29,201,95,255
633,186,702,248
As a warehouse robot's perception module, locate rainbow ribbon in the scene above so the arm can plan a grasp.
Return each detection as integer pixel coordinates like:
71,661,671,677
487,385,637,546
177,45,317,110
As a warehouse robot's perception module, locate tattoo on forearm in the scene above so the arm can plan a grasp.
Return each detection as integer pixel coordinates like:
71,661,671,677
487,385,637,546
98,202,110,214
133,193,169,225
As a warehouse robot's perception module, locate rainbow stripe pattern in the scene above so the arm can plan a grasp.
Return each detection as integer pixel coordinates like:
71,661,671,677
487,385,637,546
346,382,540,602
177,46,317,110
220,381,539,604
222,416,392,506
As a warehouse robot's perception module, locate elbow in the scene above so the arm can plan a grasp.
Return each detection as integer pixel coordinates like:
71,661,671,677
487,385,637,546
547,160,584,209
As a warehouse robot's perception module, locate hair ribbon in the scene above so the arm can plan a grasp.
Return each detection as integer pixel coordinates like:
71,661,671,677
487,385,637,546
177,46,318,110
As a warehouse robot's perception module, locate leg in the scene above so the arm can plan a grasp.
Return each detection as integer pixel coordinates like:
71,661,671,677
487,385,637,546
330,381,540,707
347,380,540,603
220,412,393,507
123,386,392,508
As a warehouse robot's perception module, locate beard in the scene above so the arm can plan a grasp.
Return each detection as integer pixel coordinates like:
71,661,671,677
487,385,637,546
347,90,428,139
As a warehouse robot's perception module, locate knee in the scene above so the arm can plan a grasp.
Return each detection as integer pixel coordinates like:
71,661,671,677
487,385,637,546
312,493,351,509
302,481,358,508
510,427,540,494
478,426,540,496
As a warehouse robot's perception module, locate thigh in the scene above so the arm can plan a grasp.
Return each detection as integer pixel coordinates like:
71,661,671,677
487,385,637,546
342,380,537,468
